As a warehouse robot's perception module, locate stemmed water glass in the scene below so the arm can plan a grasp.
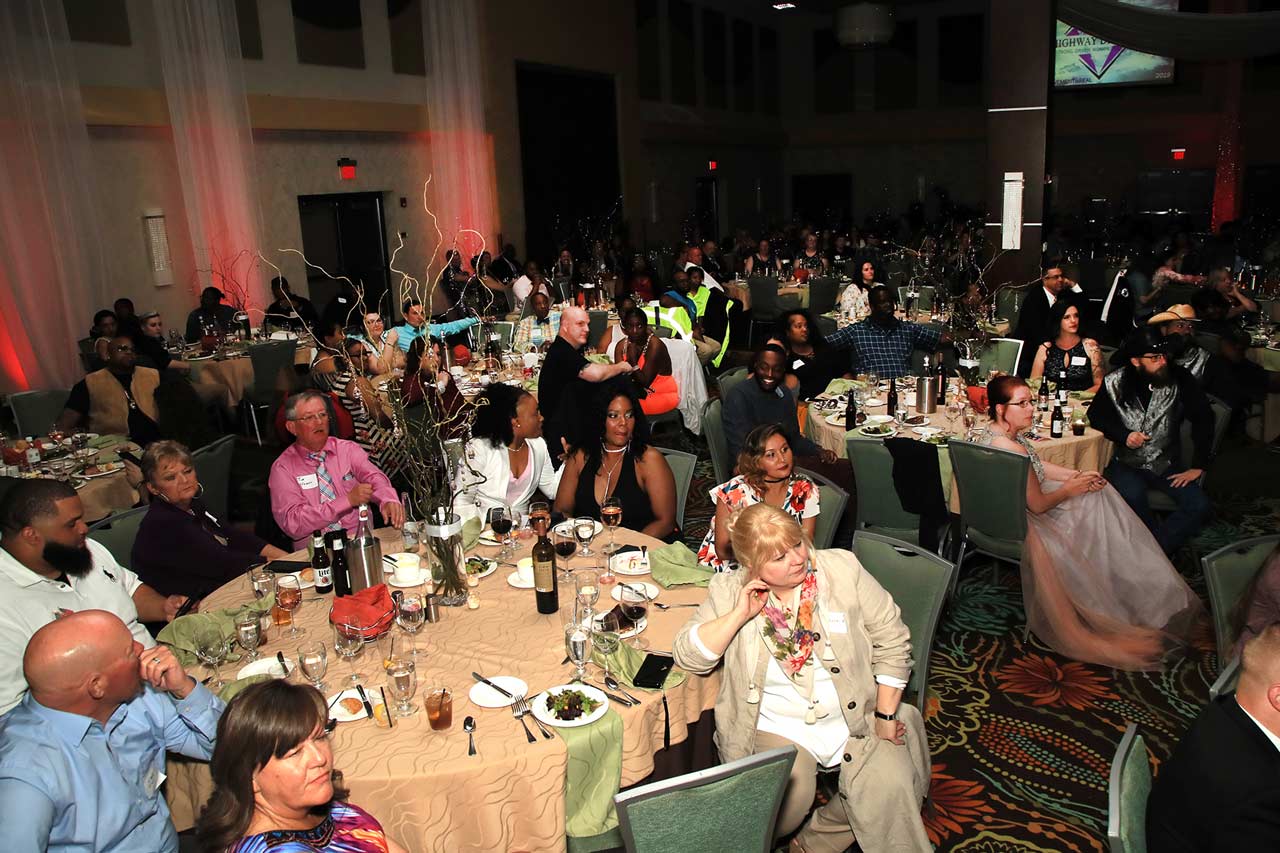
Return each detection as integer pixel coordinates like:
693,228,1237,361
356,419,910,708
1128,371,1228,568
385,658,418,718
575,570,600,621
395,592,426,657
298,641,328,693
193,625,230,692
276,575,305,639
593,612,622,679
600,497,622,555
333,620,365,688
573,516,598,559
249,566,276,600
235,613,262,662
564,620,594,683
488,505,514,558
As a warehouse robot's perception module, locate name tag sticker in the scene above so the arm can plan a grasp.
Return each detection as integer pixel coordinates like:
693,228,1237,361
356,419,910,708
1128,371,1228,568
826,612,849,634
1070,356,1088,366
145,766,166,796
296,474,318,490
792,358,806,370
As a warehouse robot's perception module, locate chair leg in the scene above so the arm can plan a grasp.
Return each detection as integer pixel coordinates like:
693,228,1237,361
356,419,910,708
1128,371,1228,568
248,405,263,447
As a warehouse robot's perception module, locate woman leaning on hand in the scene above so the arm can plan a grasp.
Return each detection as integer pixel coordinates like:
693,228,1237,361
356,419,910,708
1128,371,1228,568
674,503,931,853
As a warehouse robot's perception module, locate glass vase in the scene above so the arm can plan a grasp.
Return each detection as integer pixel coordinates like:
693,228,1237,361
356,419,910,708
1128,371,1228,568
421,512,468,606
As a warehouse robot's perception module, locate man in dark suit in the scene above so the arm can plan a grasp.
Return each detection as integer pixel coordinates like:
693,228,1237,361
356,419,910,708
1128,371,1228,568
1012,257,1083,376
1146,624,1280,850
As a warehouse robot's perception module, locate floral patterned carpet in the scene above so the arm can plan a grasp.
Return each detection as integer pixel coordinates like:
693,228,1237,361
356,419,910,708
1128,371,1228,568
657,424,1279,853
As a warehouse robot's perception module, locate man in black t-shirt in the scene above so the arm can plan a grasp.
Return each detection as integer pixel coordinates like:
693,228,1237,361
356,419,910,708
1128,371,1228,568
264,276,318,332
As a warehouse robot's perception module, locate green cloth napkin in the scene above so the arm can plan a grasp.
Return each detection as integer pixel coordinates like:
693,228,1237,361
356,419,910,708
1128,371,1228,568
820,377,864,397
647,542,713,588
560,709,623,838
461,515,482,549
88,434,128,449
218,674,272,701
586,353,612,365
156,597,275,670
591,637,686,691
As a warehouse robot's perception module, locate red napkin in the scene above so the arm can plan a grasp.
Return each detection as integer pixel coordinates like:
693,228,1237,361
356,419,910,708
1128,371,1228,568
966,385,988,414
329,584,395,639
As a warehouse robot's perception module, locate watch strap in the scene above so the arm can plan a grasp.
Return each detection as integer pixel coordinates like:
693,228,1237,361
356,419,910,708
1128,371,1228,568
873,709,897,721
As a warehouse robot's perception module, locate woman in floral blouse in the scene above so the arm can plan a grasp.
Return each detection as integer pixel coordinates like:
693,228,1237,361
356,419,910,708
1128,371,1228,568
698,424,820,571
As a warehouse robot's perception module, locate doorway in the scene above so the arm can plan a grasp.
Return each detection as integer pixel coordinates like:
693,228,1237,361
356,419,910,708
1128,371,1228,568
296,192,392,323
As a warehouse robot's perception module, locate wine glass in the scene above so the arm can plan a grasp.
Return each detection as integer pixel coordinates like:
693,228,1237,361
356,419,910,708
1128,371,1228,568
276,575,305,639
961,407,977,441
249,566,276,600
193,625,230,692
573,516,598,558
574,570,600,620
528,501,551,537
553,528,577,582
235,613,262,662
386,658,418,718
333,621,365,688
594,612,622,679
298,642,328,692
564,620,594,683
396,592,426,657
488,505,514,558
867,371,879,396
600,497,623,555
619,588,650,651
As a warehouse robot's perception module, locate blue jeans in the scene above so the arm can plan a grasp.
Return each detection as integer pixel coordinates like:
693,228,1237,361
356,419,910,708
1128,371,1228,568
1104,460,1210,555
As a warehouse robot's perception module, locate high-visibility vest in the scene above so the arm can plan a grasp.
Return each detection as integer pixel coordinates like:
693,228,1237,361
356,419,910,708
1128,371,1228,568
648,303,693,338
688,286,734,368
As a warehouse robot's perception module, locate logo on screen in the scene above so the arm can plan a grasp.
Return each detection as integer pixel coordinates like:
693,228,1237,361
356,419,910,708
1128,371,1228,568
1065,28,1126,81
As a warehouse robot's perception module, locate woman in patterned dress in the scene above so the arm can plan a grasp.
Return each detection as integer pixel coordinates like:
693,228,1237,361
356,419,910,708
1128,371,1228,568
698,424,820,571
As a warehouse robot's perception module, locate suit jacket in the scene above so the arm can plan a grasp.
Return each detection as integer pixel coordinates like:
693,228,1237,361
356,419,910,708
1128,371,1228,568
1146,694,1280,852
1012,286,1082,376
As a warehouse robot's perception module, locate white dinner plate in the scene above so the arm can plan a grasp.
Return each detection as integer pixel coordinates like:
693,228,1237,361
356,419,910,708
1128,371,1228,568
79,462,125,479
861,397,884,407
609,551,651,576
507,571,535,589
477,532,503,546
912,426,943,438
612,581,660,603
864,415,893,425
468,676,528,708
824,412,860,428
237,655,293,680
554,519,603,538
857,425,897,438
327,688,383,723
281,571,316,590
531,684,610,729
465,558,499,581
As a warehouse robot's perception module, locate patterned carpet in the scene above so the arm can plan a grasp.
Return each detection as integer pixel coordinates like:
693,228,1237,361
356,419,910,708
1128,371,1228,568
652,425,1280,853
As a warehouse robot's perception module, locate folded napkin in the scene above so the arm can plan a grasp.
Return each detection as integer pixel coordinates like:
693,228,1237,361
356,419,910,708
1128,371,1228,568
462,515,482,549
647,542,713,589
88,433,128,449
590,638,686,691
218,674,272,701
586,353,612,365
820,377,864,398
157,597,275,669
560,709,623,839
329,583,394,638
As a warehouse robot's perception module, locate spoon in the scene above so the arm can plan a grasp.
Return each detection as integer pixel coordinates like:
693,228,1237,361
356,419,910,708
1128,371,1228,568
604,673,642,704
464,715,476,756
653,602,698,611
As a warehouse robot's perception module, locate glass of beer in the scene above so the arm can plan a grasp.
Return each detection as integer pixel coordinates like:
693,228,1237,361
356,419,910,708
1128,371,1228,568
425,686,453,731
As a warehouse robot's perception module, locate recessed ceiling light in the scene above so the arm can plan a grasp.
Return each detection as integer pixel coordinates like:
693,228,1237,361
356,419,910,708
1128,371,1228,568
772,3,797,9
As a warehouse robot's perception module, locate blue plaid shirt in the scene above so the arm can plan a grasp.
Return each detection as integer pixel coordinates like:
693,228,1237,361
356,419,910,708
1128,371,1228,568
825,317,941,379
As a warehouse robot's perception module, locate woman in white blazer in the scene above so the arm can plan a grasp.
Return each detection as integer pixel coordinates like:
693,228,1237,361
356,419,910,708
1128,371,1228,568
453,383,562,519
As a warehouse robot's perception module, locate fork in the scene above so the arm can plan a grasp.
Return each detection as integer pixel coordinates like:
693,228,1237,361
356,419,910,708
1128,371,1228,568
520,696,555,739
511,693,536,743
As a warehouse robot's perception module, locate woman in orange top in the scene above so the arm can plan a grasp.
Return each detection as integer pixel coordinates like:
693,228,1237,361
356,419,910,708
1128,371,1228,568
613,307,678,416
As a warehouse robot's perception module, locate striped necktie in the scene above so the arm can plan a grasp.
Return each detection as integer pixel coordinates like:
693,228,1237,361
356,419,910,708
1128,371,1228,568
307,451,343,531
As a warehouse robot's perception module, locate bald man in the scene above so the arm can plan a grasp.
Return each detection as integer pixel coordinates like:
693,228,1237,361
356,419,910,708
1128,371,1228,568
0,611,223,852
1147,623,1280,850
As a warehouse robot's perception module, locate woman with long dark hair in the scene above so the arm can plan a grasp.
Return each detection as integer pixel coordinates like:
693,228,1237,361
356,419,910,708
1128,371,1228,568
1028,300,1104,393
453,383,561,517
769,309,846,400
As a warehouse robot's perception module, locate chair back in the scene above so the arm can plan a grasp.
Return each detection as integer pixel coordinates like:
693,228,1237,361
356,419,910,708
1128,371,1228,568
9,389,70,437
552,277,573,303
701,399,732,485
1193,331,1222,356
948,440,1030,558
246,341,299,405
192,435,236,521
1200,534,1279,660
1106,724,1152,853
87,506,150,571
658,447,697,532
852,531,956,704
717,367,749,402
747,278,783,322
518,294,536,320
615,746,797,853
845,437,920,541
1209,653,1241,701
808,277,839,316
978,338,1024,377
795,467,847,550
653,324,674,339
898,285,936,312
587,311,610,347
493,321,514,352
996,287,1027,329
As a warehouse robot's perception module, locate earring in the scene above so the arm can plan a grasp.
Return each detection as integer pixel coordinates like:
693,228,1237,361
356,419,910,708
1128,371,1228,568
195,483,205,498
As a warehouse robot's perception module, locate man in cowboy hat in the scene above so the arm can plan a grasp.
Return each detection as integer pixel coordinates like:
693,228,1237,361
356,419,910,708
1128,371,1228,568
1148,303,1243,409
1088,326,1215,555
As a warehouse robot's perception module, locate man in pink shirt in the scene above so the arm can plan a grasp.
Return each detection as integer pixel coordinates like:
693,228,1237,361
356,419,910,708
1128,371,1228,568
269,390,405,548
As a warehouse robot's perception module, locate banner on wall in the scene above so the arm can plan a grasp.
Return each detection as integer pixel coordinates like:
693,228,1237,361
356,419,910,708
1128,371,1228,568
1054,0,1176,89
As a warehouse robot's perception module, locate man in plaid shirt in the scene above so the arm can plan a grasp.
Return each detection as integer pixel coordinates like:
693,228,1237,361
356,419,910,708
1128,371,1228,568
825,285,946,378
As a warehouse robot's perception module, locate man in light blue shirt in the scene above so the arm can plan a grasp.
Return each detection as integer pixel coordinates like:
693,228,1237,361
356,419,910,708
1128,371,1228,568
0,609,224,852
394,298,478,352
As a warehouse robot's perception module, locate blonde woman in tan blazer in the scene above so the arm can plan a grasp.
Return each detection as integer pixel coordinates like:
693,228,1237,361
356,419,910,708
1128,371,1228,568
674,503,931,853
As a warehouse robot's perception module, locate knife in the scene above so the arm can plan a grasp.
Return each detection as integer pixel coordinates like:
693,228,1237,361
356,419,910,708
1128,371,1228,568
471,672,513,699
588,682,635,706
618,581,652,601
276,651,290,677
355,683,375,719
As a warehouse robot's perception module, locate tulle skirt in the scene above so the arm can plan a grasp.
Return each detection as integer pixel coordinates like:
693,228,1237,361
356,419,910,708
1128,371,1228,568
1020,481,1202,671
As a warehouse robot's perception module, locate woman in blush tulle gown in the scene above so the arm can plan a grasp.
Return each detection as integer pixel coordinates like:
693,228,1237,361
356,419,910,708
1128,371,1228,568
977,375,1202,671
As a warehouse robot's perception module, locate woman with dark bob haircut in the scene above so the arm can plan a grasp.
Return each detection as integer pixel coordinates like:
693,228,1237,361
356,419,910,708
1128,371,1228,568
197,680,407,852
453,382,561,517
554,378,678,541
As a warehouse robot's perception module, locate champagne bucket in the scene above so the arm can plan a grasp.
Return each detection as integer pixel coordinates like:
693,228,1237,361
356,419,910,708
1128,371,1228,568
915,376,938,414
347,531,383,594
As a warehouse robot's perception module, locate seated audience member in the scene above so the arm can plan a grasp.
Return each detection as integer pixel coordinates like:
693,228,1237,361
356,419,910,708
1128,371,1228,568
686,266,734,364
359,311,404,375
185,286,239,343
552,247,576,281
337,338,408,481
132,441,287,599
745,238,781,277
697,424,819,572
980,376,1200,670
613,308,679,416
490,243,521,284
684,245,723,290
625,255,658,303
0,480,189,713
1190,285,1238,337
269,391,404,549
264,276,318,331
398,338,467,442
88,309,117,368
1011,259,1083,375
113,297,142,341
512,261,555,311
393,298,478,353
674,503,932,853
134,312,189,374
198,680,408,853
595,294,638,352
825,285,945,381
699,239,724,279
513,291,558,352
538,306,634,465
770,309,846,401
554,380,677,542
1028,301,1104,393
1230,542,1280,659
1146,624,1280,851
1089,327,1213,555
56,334,162,447
794,232,829,275
454,384,562,518
309,320,349,393
1149,303,1245,409
838,260,879,319
660,268,723,364
0,611,223,853
1207,265,1259,320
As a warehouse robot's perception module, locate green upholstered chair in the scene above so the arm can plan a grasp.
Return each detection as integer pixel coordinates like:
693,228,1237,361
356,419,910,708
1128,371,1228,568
1147,394,1231,514
1200,533,1279,661
947,439,1030,571
657,447,697,532
845,436,921,545
897,285,936,312
701,399,733,486
996,287,1027,331
9,389,70,437
852,531,957,705
807,277,840,316
191,434,236,522
977,338,1024,378
795,466,848,550
587,311,609,348
87,506,150,572
614,746,797,853
1106,724,1152,853
1209,653,1241,701
243,340,299,446
492,320,515,352
717,367,749,402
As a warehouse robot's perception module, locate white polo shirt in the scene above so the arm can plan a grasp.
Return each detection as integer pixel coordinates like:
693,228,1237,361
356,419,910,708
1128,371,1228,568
0,538,153,715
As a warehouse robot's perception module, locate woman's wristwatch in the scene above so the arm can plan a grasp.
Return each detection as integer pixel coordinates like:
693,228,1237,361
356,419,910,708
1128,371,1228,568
873,709,897,721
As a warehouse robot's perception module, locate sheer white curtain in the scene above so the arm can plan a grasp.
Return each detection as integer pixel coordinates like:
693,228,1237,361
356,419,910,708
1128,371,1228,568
424,0,498,265
0,0,108,392
151,0,265,312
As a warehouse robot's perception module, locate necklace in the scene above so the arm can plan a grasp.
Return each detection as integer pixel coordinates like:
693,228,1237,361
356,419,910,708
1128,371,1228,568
598,442,629,501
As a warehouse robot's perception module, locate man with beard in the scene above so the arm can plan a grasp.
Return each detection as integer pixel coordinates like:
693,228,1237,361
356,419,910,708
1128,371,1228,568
56,334,163,447
825,285,946,379
0,610,222,852
1148,304,1243,410
0,480,188,714
1089,327,1214,555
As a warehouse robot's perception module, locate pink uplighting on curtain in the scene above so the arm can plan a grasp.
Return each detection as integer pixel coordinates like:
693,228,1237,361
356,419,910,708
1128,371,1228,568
151,0,265,312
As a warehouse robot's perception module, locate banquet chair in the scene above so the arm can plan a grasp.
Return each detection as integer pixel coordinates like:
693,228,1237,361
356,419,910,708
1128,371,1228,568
1146,394,1231,514
977,338,1024,378
552,277,573,303
1106,724,1152,853
242,340,299,446
653,325,674,339
701,399,733,486
87,506,150,572
897,285,936,312
614,745,796,853
518,294,536,321
996,287,1027,331
658,448,697,532
1200,533,1279,662
717,366,749,401
1209,653,1241,701
587,310,609,347
747,278,787,348
192,434,236,522
852,531,956,705
948,440,1030,576
795,467,848,550
9,389,69,437
492,321,514,352
807,277,840,316
845,437,922,546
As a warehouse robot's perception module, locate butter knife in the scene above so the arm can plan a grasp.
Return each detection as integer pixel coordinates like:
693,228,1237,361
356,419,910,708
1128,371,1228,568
276,651,290,676
589,682,635,706
471,672,514,699
354,683,375,719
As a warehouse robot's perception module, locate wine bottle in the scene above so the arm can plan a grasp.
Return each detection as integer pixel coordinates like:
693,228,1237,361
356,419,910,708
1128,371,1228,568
844,388,858,430
330,535,351,598
1057,369,1069,405
532,528,559,615
886,378,899,415
312,531,333,594
1050,402,1064,439
935,358,947,406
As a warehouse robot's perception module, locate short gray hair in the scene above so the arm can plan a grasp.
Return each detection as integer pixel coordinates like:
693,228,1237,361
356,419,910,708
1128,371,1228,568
140,440,194,484
284,390,326,421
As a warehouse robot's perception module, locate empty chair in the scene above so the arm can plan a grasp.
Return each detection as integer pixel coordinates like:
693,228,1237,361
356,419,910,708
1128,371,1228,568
978,338,1024,378
947,439,1030,571
657,447,696,532
9,389,69,437
795,466,848,550
614,746,797,853
242,340,299,446
701,399,733,486
897,285,935,312
1106,724,1152,853
996,287,1027,330
86,506,150,571
587,310,609,348
747,278,789,348
191,434,236,522
807,277,840,316
1200,533,1279,661
492,321,515,352
845,436,922,545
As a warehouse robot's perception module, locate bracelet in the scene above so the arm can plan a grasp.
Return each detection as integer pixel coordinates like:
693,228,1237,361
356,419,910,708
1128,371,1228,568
873,709,897,721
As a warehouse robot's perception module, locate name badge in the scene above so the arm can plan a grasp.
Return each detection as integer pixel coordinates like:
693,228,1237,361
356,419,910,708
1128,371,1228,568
145,765,166,796
792,358,806,370
1070,355,1088,366
826,612,849,634
296,474,318,490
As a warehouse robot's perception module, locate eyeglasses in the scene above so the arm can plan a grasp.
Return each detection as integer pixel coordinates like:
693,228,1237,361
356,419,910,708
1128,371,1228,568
291,412,328,424
1007,400,1035,408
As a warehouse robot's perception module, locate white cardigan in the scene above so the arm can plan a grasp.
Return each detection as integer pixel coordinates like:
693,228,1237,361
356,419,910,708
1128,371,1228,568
452,436,562,519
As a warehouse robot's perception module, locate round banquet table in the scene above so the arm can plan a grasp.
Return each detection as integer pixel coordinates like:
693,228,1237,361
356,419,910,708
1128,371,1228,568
187,355,253,408
1246,345,1280,442
165,526,718,853
722,279,812,311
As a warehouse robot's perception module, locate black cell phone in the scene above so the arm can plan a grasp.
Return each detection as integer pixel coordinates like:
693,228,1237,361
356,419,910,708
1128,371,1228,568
117,450,143,467
174,595,201,619
632,653,676,689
